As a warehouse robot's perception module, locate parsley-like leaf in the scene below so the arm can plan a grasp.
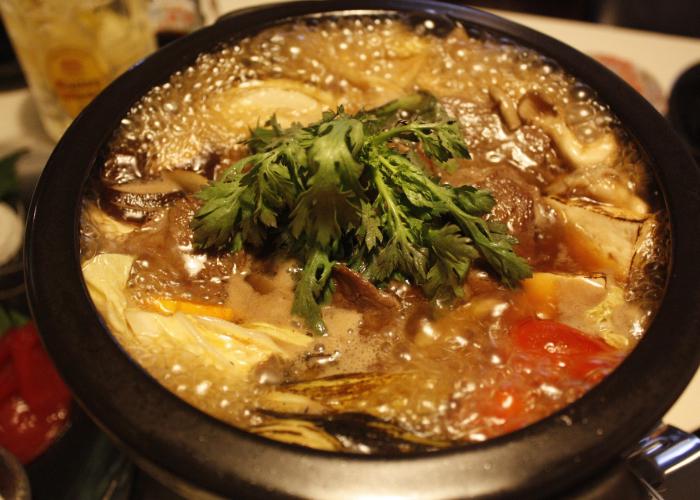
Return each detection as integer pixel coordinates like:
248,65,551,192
291,248,335,336
424,225,478,300
358,201,383,251
192,92,532,334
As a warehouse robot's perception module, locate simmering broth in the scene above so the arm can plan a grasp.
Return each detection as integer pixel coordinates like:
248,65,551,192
80,15,667,453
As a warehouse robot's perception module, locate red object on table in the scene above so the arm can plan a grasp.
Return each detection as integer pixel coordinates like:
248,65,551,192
0,322,71,464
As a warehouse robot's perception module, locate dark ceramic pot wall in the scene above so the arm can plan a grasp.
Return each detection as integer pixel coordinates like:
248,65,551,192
25,1,700,498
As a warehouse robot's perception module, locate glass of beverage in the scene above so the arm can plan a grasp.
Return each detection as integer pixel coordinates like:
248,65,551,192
0,0,156,141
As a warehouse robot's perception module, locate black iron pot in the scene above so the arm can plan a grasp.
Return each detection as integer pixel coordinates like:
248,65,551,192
25,1,700,498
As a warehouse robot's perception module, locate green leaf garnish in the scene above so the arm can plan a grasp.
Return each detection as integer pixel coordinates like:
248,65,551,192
192,93,532,335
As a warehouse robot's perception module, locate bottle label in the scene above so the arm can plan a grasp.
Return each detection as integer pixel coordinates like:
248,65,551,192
45,47,108,118
148,0,202,33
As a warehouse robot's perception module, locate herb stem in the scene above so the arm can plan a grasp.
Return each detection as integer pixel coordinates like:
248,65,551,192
373,156,405,232
370,122,445,145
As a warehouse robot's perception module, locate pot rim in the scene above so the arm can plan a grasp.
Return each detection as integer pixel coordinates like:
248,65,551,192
25,1,700,498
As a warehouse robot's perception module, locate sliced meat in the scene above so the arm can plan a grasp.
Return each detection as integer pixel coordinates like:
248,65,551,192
440,97,564,186
164,195,201,247
443,164,539,259
332,265,400,333
121,196,240,305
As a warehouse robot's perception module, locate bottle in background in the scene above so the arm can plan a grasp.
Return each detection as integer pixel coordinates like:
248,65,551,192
148,0,218,47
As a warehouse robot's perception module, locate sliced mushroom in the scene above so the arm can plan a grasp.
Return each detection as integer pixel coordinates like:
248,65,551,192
489,86,522,131
333,265,400,311
162,169,208,193
84,203,136,239
251,418,341,451
99,177,184,223
547,165,649,215
518,92,618,169
267,372,407,412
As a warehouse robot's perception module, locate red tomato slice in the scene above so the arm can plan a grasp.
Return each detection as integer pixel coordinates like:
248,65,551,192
512,319,613,355
487,389,525,420
511,319,620,381
457,320,621,440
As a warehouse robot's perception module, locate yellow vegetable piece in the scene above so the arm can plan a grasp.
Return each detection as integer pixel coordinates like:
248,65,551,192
148,297,238,322
521,273,558,319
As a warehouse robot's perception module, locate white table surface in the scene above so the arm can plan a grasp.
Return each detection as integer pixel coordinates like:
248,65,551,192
3,1,698,431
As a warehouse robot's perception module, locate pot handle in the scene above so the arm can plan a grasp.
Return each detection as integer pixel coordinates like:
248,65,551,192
626,424,700,499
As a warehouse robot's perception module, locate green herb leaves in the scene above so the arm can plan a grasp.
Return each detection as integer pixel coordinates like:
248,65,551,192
290,117,364,247
192,92,531,335
291,248,335,336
